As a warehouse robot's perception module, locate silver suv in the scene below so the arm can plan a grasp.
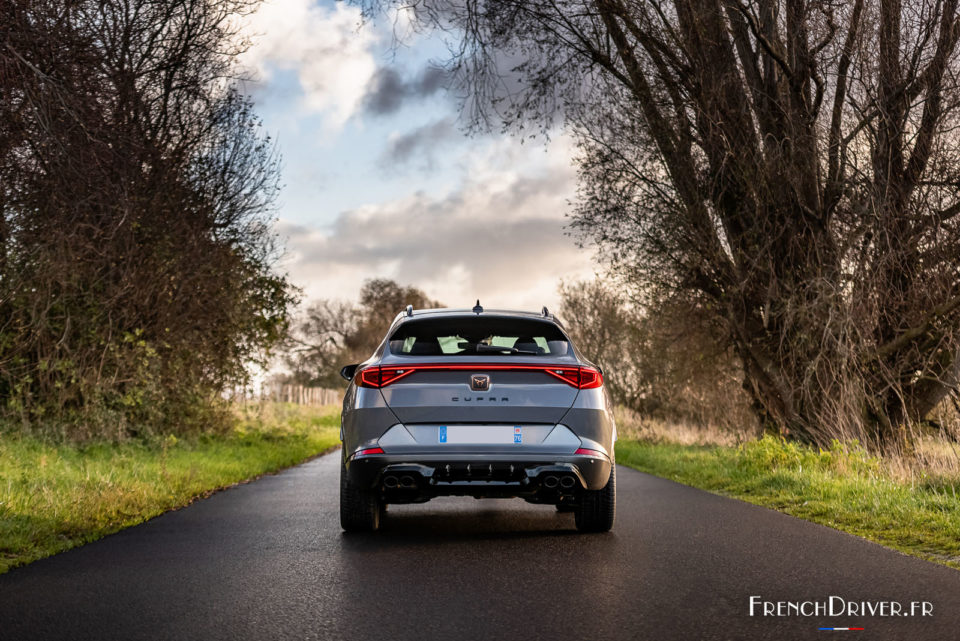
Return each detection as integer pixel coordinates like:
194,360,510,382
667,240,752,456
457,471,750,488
338,303,616,532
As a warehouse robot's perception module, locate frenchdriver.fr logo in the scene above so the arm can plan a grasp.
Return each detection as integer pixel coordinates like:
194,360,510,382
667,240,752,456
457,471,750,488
749,595,933,631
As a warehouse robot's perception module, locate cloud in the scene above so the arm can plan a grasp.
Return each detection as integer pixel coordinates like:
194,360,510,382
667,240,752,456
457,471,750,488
240,1,377,130
362,66,448,116
378,117,458,169
277,135,596,311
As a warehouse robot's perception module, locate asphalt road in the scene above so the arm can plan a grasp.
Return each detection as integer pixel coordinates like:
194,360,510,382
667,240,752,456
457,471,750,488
1,452,959,641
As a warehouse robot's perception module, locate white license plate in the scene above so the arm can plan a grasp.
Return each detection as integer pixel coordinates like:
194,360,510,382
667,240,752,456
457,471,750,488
438,425,522,444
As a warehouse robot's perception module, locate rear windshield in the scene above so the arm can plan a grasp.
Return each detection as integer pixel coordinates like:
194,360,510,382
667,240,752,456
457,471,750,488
388,317,570,357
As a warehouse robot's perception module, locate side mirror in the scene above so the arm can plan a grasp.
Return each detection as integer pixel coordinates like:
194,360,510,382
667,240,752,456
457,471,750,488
340,364,359,382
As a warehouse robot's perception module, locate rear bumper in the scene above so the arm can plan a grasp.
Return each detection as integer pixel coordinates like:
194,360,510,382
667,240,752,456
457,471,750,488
344,451,612,502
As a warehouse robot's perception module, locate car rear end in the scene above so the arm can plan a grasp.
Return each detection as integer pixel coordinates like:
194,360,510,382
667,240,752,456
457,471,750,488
339,309,616,532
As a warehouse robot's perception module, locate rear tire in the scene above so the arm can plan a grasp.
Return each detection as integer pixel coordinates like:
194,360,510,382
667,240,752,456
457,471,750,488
340,459,382,532
574,462,616,532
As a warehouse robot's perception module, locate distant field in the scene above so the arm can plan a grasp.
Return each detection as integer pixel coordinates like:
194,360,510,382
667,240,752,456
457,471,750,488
0,403,340,574
616,434,960,571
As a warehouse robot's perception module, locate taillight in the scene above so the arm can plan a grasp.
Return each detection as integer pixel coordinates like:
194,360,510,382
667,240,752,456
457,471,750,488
350,447,384,460
355,364,602,389
544,367,580,386
544,366,603,389
380,366,415,386
575,447,606,458
356,366,415,388
357,367,381,388
578,367,603,389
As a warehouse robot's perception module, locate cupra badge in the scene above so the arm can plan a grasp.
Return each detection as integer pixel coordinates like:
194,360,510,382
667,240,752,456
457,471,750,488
470,374,490,391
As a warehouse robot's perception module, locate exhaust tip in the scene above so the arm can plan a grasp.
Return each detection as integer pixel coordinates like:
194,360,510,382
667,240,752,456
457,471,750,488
400,475,416,488
383,475,399,489
560,476,575,489
543,475,559,489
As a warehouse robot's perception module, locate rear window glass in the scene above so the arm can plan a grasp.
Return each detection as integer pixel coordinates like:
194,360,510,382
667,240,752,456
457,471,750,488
388,317,570,357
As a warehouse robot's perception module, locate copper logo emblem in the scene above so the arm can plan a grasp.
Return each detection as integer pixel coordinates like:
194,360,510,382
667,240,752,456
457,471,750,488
470,374,490,391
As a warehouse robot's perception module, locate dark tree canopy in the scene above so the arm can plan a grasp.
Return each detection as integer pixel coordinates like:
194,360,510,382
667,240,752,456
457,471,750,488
361,0,960,449
0,0,294,437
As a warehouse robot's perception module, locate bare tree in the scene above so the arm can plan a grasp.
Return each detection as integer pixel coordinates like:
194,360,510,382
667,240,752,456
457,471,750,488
360,0,960,450
283,279,442,388
559,278,754,430
558,279,648,409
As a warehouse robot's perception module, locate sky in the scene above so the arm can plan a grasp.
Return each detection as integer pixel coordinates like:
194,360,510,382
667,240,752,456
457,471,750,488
238,0,598,312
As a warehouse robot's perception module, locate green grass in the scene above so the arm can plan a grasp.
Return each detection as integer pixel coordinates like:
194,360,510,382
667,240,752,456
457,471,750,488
616,436,960,570
0,403,340,574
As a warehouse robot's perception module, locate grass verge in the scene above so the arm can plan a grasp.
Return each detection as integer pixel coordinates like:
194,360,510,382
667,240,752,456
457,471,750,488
616,436,960,570
0,403,340,575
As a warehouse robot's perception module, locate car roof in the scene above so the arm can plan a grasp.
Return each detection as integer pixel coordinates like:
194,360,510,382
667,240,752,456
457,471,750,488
390,308,565,329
